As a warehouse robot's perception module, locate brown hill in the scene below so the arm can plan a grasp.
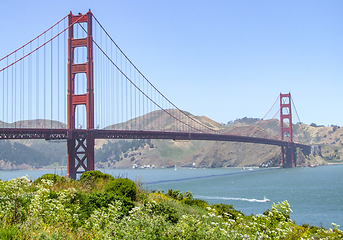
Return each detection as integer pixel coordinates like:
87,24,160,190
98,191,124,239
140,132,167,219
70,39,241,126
1,112,341,170
95,112,320,169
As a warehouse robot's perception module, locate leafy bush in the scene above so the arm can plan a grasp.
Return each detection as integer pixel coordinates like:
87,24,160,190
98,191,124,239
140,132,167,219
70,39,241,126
166,189,208,208
166,189,188,201
0,225,20,239
80,192,134,219
104,178,137,201
80,170,103,182
212,203,243,220
0,176,33,225
34,173,65,184
144,201,179,223
80,170,115,183
182,198,209,208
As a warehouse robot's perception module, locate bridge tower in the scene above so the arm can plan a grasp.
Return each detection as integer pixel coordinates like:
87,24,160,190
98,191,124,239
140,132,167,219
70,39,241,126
67,11,95,179
280,92,295,167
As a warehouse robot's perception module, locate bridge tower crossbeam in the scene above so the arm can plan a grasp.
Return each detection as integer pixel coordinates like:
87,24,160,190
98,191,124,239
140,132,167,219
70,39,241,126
67,11,95,179
280,92,295,167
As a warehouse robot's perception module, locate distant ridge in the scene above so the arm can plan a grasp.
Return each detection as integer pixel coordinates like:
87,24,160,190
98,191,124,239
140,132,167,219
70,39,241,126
0,119,66,129
0,112,341,170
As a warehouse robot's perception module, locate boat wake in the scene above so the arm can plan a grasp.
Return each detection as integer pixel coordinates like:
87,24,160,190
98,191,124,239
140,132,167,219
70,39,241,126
196,195,270,203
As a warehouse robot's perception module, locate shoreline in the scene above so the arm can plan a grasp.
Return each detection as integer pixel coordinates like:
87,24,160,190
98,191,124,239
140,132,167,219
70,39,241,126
2,162,343,173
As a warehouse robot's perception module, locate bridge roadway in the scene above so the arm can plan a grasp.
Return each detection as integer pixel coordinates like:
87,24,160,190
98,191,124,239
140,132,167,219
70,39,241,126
0,128,311,150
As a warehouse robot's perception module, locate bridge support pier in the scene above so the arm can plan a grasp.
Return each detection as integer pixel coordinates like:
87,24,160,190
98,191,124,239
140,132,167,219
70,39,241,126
281,145,295,168
280,93,295,167
67,134,94,179
67,11,95,179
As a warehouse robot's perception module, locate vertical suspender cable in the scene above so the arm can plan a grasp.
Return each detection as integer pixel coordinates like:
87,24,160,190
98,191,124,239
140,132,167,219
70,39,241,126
138,73,140,129
112,40,115,128
150,80,152,130
2,58,9,123
57,23,60,127
110,37,113,129
105,31,108,129
103,30,105,128
116,43,119,129
5,56,7,125
2,61,4,127
51,29,53,128
100,25,103,128
134,70,137,130
14,53,16,127
130,64,132,130
139,73,145,130
147,79,149,129
106,31,109,129
101,30,104,128
22,47,24,127
147,80,149,129
36,38,39,126
142,74,144,129
44,34,46,128
12,58,14,126
125,60,128,128
122,55,124,128
291,96,310,143
28,43,32,127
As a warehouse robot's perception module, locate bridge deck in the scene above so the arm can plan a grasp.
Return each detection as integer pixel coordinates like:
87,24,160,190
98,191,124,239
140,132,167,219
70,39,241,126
0,128,311,150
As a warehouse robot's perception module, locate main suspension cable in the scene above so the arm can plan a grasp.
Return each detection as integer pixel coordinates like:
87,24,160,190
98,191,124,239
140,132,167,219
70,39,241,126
291,96,310,143
92,14,219,134
0,13,88,73
0,15,68,63
231,95,280,136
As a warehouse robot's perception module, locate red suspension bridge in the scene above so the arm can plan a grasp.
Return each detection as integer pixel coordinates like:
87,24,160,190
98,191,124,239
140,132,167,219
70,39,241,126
0,11,310,179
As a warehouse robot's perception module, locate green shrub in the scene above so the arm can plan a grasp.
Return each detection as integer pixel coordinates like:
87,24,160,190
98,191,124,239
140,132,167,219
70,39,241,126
166,189,208,208
182,198,209,208
212,203,243,220
34,173,65,184
145,201,179,223
104,178,137,201
102,173,115,181
0,225,20,240
81,192,134,218
166,189,183,200
80,170,115,183
80,170,104,183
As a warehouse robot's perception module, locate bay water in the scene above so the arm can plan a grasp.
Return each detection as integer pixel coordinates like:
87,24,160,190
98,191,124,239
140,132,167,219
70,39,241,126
1,164,342,229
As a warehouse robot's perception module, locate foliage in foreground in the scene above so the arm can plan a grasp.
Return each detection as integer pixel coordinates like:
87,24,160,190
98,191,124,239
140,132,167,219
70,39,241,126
0,172,342,239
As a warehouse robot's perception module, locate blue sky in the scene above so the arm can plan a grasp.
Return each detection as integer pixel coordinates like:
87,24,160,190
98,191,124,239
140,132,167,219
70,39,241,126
1,0,342,126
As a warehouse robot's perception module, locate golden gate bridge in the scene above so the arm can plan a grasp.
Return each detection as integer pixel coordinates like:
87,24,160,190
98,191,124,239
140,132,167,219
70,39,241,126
0,10,310,179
